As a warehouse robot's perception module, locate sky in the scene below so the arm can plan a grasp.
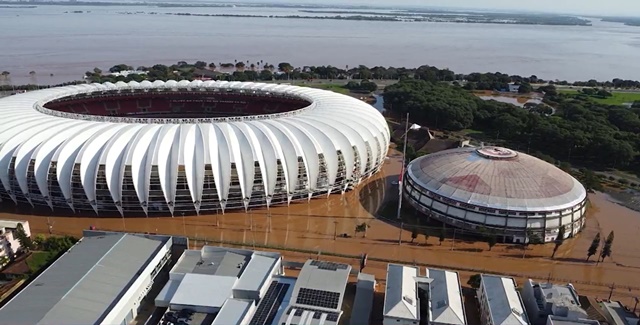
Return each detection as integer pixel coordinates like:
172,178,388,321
228,0,640,17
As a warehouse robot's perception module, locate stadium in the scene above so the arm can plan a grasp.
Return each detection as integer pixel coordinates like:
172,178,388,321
0,80,389,216
403,146,587,243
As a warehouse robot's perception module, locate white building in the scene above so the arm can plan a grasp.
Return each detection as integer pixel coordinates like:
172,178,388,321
521,280,588,325
278,260,352,325
0,220,30,263
478,274,529,325
154,246,282,316
0,231,173,325
425,268,467,325
383,265,466,325
601,301,640,325
546,315,600,325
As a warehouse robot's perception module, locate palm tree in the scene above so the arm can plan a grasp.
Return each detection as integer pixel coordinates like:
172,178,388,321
587,233,600,261
250,63,256,71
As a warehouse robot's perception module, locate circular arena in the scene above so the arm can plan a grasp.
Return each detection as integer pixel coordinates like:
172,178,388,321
403,146,587,243
0,80,390,216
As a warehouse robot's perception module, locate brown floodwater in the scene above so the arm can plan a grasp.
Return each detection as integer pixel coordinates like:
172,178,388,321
2,150,639,304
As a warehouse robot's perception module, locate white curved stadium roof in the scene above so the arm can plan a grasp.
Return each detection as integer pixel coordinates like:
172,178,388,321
0,81,389,215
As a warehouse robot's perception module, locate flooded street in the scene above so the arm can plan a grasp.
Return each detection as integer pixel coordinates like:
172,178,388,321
2,150,640,304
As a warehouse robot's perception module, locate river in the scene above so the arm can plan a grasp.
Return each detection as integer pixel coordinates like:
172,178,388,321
1,5,640,85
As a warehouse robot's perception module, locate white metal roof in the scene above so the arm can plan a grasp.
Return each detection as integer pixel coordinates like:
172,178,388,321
481,275,528,325
383,264,420,320
170,273,237,309
0,233,167,325
425,268,466,325
406,146,587,212
235,254,279,293
0,81,389,215
212,298,254,325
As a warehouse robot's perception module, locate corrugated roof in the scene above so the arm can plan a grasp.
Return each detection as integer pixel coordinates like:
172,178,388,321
481,275,528,325
212,298,254,325
383,264,420,320
407,146,586,212
426,268,466,325
0,233,166,325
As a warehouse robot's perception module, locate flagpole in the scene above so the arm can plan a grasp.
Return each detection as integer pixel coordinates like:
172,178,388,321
397,112,410,222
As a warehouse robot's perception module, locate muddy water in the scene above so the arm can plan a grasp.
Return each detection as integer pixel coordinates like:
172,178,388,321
2,151,640,302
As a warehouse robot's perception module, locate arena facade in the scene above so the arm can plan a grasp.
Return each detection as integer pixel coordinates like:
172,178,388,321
403,146,587,243
0,80,390,216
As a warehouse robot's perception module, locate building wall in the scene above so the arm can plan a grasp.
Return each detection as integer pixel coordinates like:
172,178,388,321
101,238,173,325
477,283,493,325
522,280,545,325
0,221,31,262
403,177,587,243
383,316,419,325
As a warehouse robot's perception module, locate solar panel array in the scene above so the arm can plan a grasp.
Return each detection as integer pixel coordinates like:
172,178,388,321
286,306,340,322
296,288,341,309
248,281,290,325
309,260,349,271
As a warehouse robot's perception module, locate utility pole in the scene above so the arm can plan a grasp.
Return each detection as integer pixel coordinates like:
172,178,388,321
450,229,457,251
398,222,403,245
182,212,186,237
333,221,338,240
608,283,615,301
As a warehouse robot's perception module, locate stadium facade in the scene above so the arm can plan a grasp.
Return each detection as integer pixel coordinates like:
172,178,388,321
403,146,587,243
0,80,389,216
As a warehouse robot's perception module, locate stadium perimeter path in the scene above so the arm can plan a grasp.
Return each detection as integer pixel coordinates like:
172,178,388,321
1,150,640,306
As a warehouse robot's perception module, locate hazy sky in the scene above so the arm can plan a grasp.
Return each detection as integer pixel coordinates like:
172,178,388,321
247,0,640,16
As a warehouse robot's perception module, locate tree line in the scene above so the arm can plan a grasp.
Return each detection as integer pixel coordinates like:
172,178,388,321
3,61,640,89
383,79,640,174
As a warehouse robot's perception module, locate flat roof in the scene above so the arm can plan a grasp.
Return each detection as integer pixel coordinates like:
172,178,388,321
293,260,351,301
350,273,376,325
548,316,600,325
602,301,640,325
383,264,420,320
0,219,28,229
481,274,528,325
235,254,279,293
425,268,466,325
212,299,253,325
172,249,249,278
170,273,237,309
0,233,167,325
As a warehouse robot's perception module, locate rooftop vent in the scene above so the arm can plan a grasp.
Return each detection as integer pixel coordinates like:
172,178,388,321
403,295,414,305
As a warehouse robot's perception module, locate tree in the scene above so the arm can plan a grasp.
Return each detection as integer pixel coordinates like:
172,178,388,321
599,231,614,263
194,61,207,69
487,233,497,251
518,82,533,93
439,227,446,246
208,62,217,71
523,230,542,258
596,89,612,98
551,225,566,259
587,233,600,261
354,222,370,238
423,231,430,245
33,234,46,250
581,87,597,96
411,228,418,243
235,62,245,71
14,223,34,252
467,274,482,289
259,69,273,81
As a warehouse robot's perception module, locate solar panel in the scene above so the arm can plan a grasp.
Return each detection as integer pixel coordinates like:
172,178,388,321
309,260,348,271
248,281,290,325
296,288,341,309
285,306,341,323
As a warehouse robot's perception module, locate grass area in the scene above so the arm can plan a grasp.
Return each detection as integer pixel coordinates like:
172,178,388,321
558,89,640,105
25,251,54,273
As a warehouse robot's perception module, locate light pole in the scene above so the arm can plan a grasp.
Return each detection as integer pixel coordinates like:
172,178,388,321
396,113,421,245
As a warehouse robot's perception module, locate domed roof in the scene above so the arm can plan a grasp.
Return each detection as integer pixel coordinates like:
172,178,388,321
406,146,586,212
